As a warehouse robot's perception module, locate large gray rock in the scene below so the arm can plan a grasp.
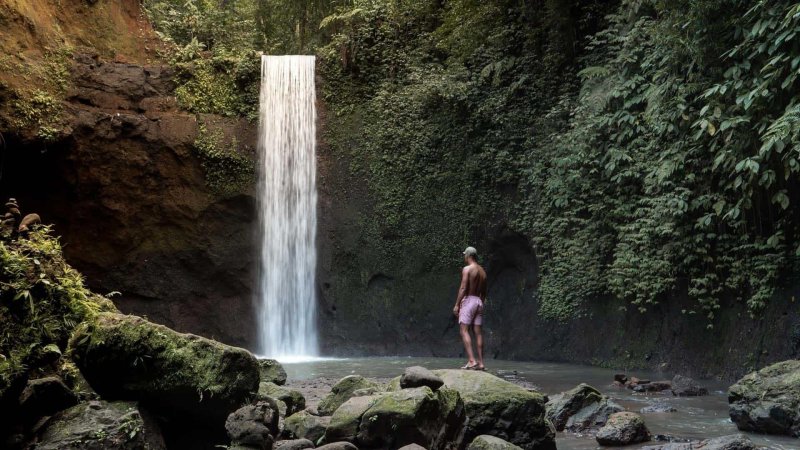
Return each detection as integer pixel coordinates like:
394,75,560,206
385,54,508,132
318,375,380,416
69,313,260,422
545,383,603,431
226,400,280,449
564,398,624,432
728,359,800,436
400,366,444,391
640,434,762,449
259,359,288,385
468,435,524,450
671,375,708,397
258,382,306,417
35,400,165,450
595,411,651,446
317,443,358,450
283,410,330,442
432,369,555,450
323,386,465,450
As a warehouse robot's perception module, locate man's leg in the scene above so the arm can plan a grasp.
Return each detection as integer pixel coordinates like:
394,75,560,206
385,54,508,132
459,323,476,367
473,324,484,369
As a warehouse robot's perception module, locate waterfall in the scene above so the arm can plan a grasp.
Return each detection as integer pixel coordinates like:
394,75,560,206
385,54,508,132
255,55,318,359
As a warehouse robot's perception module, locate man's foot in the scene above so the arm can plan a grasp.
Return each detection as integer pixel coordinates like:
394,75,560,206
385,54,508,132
461,362,478,370
473,365,486,371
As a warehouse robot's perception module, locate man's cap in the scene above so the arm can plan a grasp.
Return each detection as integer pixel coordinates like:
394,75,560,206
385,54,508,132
463,246,478,257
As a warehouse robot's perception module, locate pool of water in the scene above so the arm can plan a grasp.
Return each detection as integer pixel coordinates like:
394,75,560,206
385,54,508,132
283,357,799,450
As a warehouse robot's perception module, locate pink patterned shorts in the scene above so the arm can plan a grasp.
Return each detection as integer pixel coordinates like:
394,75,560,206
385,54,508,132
459,295,484,326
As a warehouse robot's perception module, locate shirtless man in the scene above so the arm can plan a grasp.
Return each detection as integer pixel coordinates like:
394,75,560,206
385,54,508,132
452,246,488,370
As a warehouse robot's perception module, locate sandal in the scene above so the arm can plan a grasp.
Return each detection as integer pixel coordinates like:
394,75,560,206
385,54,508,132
461,363,478,370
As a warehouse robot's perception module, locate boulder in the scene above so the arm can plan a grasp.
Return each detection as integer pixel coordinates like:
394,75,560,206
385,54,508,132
226,400,280,449
400,366,445,391
564,398,624,432
640,434,762,450
259,359,288,385
318,375,381,416
275,439,315,450
467,435,524,450
545,383,603,431
18,376,78,424
671,375,708,397
323,387,465,450
728,359,800,436
317,443,358,450
69,313,260,422
283,410,331,442
35,400,165,450
259,382,306,416
633,381,672,393
399,444,429,450
595,412,651,446
432,369,555,450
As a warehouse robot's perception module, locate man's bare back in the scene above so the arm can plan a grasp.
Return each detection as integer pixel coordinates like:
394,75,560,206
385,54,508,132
462,263,487,300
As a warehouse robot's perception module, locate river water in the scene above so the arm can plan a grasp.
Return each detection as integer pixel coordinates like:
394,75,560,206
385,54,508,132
283,357,798,450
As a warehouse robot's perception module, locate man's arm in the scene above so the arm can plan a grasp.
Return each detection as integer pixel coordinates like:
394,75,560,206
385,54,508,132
452,266,470,317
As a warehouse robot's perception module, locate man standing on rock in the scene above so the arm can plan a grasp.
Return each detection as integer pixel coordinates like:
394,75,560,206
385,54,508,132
452,246,488,370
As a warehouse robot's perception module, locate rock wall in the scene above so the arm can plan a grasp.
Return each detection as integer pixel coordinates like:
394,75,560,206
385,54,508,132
0,54,259,347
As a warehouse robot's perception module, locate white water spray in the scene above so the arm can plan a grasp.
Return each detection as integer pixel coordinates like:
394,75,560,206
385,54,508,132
256,55,318,359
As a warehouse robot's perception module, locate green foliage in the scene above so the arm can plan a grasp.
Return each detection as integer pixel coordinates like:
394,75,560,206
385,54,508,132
10,89,62,141
0,228,115,398
193,124,255,196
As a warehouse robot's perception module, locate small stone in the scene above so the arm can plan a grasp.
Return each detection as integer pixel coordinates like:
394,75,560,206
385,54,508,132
316,442,358,450
225,400,280,449
18,376,78,424
398,444,428,450
613,373,627,383
259,359,288,385
467,435,523,450
274,438,315,450
400,366,444,391
596,411,651,446
671,375,708,397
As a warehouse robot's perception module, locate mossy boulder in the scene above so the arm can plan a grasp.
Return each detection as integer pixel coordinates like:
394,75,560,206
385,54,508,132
34,400,165,450
259,359,288,385
432,369,555,450
595,411,651,446
467,435,523,450
564,398,623,432
323,387,465,450
258,382,306,416
69,312,260,422
318,375,381,416
283,410,331,442
728,359,800,436
545,383,603,431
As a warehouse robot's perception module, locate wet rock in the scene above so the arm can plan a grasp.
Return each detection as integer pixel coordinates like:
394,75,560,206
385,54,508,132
259,382,307,416
671,375,708,397
323,386,465,450
400,366,444,391
283,409,330,442
318,375,380,416
226,400,280,449
433,369,555,450
641,433,761,449
613,374,628,384
69,312,260,423
728,359,800,436
259,359,288,386
317,443,358,450
275,438,315,450
564,398,624,432
633,381,672,393
467,435,523,450
595,411,651,446
35,400,165,450
399,444,429,450
18,376,78,424
640,402,677,413
545,383,603,431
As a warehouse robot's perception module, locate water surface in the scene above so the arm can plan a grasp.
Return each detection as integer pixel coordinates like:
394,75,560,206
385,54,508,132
284,357,799,450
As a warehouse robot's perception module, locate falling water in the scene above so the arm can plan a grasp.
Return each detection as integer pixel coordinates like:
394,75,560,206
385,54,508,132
256,55,318,359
